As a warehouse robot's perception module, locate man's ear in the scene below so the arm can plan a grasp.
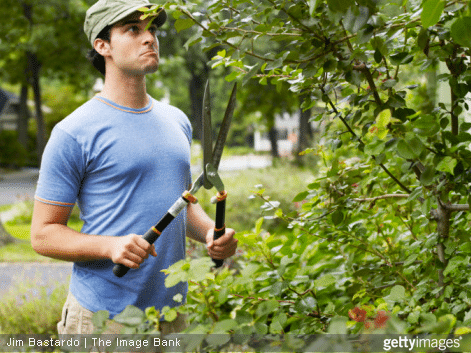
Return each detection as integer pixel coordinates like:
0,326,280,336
94,38,111,57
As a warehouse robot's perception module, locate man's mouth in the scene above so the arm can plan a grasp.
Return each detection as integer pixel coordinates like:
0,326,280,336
142,50,158,56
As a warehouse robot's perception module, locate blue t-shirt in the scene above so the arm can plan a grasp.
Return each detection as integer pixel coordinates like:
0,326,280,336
35,95,192,318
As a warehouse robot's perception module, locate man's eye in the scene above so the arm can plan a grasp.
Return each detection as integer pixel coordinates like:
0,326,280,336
149,26,158,34
129,26,139,33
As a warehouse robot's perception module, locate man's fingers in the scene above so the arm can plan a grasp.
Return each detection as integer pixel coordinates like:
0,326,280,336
113,234,158,267
207,228,237,259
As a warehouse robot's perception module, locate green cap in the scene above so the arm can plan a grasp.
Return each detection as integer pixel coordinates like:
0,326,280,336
84,0,167,45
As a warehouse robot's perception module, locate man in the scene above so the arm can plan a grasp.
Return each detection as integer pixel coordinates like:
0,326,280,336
30,0,237,335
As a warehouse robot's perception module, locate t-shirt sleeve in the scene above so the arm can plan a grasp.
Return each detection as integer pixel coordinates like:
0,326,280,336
35,126,85,207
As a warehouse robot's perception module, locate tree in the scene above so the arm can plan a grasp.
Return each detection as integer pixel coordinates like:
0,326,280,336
0,0,96,165
142,0,471,334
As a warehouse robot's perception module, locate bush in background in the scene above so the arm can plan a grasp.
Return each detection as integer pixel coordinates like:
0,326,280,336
0,131,28,169
0,278,67,334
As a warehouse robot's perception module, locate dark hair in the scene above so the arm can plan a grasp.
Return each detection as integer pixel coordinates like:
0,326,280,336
86,25,112,76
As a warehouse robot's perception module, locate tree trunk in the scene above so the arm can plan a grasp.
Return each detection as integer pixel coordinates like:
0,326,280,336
0,220,17,247
23,3,45,166
268,127,279,158
27,51,46,166
432,200,450,296
17,83,30,150
296,107,313,164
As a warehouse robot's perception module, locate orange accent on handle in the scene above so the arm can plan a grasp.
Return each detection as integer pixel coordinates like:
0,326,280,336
214,224,226,232
216,190,227,202
151,227,161,235
182,191,197,203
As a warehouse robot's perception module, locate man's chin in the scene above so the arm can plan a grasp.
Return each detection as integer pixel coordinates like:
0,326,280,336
143,63,159,75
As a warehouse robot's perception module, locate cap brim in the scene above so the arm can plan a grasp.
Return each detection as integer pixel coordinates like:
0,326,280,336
109,5,167,28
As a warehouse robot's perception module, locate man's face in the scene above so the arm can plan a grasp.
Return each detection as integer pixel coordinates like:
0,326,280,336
105,12,160,76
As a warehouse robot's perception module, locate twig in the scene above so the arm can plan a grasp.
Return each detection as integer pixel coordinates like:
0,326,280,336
351,194,409,202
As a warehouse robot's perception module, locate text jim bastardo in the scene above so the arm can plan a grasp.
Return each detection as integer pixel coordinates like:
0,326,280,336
8,337,181,349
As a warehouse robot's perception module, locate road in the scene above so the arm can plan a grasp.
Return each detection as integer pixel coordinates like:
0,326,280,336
0,168,39,206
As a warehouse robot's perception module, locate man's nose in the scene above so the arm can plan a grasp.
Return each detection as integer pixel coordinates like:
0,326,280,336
143,30,157,46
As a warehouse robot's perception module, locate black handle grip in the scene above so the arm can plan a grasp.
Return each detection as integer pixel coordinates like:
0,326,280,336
113,211,177,277
212,195,226,268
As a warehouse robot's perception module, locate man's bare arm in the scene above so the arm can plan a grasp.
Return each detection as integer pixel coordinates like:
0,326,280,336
31,200,156,268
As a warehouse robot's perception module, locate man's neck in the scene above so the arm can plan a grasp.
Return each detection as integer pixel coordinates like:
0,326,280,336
99,69,149,109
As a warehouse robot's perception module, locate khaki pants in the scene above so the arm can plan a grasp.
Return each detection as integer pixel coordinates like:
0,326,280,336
58,291,187,335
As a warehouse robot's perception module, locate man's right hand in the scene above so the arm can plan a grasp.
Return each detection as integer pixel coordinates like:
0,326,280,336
109,234,157,269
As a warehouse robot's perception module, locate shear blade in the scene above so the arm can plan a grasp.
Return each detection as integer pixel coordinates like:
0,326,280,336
202,80,213,189
212,83,237,170
202,81,237,189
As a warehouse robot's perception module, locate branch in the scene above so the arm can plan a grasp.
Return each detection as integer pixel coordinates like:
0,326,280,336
441,203,470,212
351,194,409,202
353,63,384,107
320,86,412,194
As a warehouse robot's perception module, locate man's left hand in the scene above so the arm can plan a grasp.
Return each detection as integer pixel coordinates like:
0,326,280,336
206,228,237,260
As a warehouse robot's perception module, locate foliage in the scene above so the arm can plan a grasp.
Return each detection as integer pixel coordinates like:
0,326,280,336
120,0,471,337
0,131,28,168
0,0,95,88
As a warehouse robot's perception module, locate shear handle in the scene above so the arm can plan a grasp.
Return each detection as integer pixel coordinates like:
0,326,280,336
212,191,227,268
113,192,193,277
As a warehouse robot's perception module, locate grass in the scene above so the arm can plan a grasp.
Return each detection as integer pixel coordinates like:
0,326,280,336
0,203,83,262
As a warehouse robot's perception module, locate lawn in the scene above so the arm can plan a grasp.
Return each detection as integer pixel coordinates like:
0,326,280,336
0,209,83,262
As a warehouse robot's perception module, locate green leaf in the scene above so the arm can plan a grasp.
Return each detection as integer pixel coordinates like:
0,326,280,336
189,258,213,282
421,0,444,28
385,285,406,305
309,0,320,16
315,274,336,288
91,310,110,331
270,312,288,333
212,319,238,333
420,166,435,186
396,139,417,159
331,209,344,225
451,17,471,48
173,293,183,303
327,0,353,13
255,217,264,234
254,322,268,334
161,306,177,322
436,156,457,175
174,18,194,33
344,6,370,34
376,109,391,128
444,256,468,276
256,299,280,317
113,305,145,327
381,79,397,89
235,311,253,325
390,52,413,66
293,191,309,202
184,32,203,51
295,296,317,313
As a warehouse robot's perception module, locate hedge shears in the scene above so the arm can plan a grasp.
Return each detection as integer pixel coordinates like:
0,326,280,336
113,81,237,277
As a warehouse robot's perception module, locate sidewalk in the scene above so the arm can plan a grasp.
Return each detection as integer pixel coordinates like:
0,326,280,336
0,168,39,206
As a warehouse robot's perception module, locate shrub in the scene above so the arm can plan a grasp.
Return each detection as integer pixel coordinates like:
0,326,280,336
0,278,68,334
0,130,28,168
